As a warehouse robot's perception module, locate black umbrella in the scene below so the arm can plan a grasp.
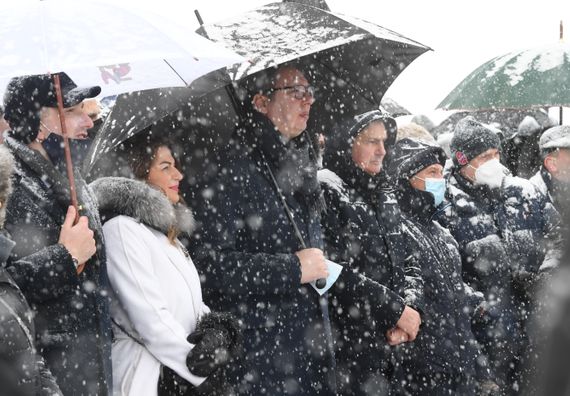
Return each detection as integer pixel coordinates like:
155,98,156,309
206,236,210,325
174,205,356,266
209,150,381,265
200,2,429,133
85,2,429,175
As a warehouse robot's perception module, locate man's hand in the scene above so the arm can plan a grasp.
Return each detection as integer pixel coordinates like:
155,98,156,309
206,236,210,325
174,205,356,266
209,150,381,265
386,327,409,346
296,248,328,284
58,206,96,274
396,306,421,341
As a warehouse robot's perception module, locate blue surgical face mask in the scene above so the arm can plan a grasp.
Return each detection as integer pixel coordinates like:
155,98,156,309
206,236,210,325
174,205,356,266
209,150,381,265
423,177,446,207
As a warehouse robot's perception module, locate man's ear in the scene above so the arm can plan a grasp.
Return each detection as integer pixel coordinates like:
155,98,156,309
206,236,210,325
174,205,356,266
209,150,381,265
544,154,558,175
252,93,269,114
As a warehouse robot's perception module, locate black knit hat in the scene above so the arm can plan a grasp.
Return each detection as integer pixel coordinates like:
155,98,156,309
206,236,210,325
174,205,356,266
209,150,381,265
3,73,101,144
450,116,501,168
386,137,447,182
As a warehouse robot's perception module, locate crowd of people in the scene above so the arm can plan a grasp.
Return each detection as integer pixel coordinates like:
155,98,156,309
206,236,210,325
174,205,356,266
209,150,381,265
0,63,567,396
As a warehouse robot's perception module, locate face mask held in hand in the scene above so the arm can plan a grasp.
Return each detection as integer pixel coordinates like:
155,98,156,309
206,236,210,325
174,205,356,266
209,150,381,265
472,158,511,189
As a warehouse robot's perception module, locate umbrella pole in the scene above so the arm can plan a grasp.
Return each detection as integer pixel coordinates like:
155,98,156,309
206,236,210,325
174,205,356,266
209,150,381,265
52,74,80,217
558,20,564,125
195,10,244,122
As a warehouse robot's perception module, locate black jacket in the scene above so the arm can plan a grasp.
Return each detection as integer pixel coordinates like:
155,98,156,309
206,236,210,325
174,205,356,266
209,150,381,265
439,170,561,303
3,137,112,395
0,233,62,396
394,183,486,380
189,114,336,395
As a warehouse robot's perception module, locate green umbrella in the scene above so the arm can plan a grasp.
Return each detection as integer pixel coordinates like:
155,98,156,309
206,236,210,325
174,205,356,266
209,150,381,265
438,42,570,110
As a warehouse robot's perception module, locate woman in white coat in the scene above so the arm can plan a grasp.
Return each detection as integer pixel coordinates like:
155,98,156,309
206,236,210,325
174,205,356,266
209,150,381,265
91,132,241,396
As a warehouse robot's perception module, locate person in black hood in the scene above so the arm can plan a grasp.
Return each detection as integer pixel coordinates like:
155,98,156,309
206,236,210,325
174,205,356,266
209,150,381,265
386,138,497,395
319,110,423,395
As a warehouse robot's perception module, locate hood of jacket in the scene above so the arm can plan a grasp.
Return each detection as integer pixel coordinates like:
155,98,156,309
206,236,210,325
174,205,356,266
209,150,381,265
90,176,194,235
322,110,397,196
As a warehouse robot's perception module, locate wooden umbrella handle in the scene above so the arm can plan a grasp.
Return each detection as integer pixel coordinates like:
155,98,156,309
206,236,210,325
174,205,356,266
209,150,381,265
51,74,85,274
51,74,79,221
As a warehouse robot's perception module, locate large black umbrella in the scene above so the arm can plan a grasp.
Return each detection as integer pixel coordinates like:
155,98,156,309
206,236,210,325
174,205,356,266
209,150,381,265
199,2,429,134
85,2,429,175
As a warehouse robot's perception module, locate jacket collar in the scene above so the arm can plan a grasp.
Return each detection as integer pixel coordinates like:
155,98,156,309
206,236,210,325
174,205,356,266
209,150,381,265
90,177,195,235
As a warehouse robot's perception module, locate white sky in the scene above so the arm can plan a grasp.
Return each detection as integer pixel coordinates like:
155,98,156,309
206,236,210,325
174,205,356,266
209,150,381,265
115,0,570,115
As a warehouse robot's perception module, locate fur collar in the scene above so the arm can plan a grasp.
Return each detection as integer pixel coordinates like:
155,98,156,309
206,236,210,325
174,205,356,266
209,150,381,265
90,177,194,235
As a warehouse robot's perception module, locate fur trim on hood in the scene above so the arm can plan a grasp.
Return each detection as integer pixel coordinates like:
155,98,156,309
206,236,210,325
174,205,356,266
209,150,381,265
90,177,195,235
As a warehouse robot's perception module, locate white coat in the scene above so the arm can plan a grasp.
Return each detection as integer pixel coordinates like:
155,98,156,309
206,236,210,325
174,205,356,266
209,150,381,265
103,215,209,396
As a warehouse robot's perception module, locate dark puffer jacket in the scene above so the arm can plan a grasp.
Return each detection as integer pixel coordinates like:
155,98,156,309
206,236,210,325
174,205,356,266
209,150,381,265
440,168,561,302
387,139,488,393
0,233,62,396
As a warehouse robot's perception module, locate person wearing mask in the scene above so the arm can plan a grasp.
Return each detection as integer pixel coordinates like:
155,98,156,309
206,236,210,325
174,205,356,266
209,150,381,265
387,137,496,395
91,130,241,396
438,116,560,393
318,110,422,394
2,73,112,395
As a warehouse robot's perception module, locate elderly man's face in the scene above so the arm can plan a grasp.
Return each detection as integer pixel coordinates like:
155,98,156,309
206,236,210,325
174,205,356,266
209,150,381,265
39,102,94,140
351,121,387,175
545,148,570,182
253,67,315,140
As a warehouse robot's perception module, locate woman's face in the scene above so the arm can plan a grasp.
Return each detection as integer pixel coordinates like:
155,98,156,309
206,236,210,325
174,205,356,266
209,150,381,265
146,146,183,204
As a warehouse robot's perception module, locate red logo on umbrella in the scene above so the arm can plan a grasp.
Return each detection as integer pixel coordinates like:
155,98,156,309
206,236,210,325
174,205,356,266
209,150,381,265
99,63,132,85
456,151,468,166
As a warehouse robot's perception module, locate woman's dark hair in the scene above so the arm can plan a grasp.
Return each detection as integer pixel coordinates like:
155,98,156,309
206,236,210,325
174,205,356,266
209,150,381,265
123,126,178,180
122,127,182,243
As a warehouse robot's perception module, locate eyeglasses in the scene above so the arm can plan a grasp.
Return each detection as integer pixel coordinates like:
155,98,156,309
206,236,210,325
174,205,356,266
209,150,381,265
265,85,315,100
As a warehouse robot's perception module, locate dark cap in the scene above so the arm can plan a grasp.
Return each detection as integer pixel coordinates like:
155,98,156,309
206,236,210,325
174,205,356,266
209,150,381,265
449,116,501,168
3,72,101,144
387,137,447,182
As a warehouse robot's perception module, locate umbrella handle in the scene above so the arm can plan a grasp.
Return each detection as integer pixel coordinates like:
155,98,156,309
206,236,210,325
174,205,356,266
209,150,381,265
52,74,80,221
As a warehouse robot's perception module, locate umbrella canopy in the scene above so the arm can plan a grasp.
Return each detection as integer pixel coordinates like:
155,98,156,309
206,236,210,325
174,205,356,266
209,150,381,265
438,42,570,110
86,1,429,172
380,97,411,117
0,0,244,97
0,0,243,210
201,2,430,133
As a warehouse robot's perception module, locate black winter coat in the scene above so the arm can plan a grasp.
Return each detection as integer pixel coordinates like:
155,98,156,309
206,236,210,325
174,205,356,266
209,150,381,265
3,137,112,395
319,168,423,392
394,184,486,385
0,233,61,396
439,170,560,304
189,115,337,396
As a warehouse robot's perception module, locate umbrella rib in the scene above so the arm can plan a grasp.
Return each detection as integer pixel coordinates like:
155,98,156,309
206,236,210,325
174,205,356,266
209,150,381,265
163,59,189,86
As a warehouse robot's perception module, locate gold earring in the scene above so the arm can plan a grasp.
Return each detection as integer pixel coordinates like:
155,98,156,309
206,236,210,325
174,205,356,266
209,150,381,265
36,134,45,144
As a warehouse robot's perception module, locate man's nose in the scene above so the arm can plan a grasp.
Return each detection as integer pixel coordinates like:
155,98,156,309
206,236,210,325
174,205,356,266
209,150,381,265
376,143,386,156
82,113,94,129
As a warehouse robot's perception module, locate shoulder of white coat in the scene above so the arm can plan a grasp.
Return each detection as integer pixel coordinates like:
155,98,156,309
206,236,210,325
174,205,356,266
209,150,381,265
102,214,152,239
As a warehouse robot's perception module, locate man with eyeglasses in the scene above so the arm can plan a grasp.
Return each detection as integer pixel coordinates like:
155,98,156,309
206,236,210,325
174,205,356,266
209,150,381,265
189,64,336,395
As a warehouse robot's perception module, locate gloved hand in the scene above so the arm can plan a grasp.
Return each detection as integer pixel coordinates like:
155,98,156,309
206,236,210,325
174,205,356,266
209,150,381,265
186,312,242,378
